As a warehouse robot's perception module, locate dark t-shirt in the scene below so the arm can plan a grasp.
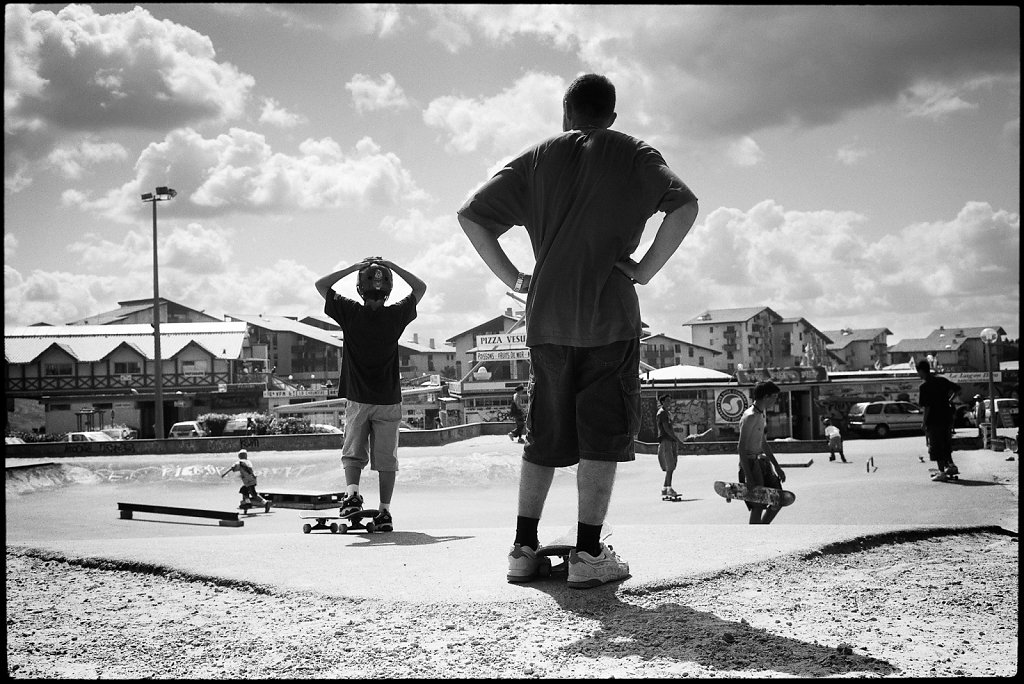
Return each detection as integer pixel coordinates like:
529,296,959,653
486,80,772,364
918,374,960,428
323,293,417,405
458,127,697,348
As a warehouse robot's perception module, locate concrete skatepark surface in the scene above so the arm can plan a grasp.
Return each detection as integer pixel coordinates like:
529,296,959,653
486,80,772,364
6,429,1018,604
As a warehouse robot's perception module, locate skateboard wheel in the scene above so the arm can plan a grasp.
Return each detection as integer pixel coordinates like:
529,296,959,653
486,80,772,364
365,522,376,533
330,523,339,534
338,524,348,534
302,524,312,534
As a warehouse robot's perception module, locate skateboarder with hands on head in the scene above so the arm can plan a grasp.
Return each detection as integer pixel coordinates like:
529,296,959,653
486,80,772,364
315,256,427,532
459,73,699,588
221,449,266,507
657,395,685,500
737,381,786,525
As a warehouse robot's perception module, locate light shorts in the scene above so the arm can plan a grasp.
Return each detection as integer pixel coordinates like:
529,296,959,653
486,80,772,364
657,439,678,472
342,400,402,472
523,338,640,467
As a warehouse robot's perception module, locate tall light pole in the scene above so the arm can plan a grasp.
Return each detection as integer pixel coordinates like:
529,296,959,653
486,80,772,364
980,327,998,448
141,186,177,439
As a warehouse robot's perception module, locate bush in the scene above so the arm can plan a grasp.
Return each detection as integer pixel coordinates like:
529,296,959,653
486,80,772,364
197,413,230,437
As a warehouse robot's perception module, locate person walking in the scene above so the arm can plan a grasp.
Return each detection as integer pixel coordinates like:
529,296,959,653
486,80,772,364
508,385,528,443
916,359,961,481
315,257,427,531
656,394,685,500
824,418,848,463
737,381,787,525
459,73,699,588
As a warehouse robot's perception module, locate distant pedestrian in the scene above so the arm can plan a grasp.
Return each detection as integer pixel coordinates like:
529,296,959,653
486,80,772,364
824,418,848,463
656,394,685,499
916,359,961,481
221,449,265,506
508,385,529,443
737,381,787,525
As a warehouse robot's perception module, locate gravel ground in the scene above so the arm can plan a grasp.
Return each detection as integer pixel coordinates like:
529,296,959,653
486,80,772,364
6,528,1017,678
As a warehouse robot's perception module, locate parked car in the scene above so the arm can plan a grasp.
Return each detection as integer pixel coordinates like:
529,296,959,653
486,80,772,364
62,431,116,442
847,401,924,438
983,398,1020,427
222,417,253,436
309,423,344,434
168,421,207,438
100,426,136,440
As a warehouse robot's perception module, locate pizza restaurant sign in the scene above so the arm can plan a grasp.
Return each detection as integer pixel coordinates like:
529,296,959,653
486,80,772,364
475,333,527,348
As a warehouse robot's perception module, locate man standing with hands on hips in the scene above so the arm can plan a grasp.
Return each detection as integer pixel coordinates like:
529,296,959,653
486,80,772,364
459,73,699,588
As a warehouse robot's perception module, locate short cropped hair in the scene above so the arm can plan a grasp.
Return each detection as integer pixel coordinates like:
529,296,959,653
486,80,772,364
659,394,671,403
752,381,781,401
564,73,615,123
915,359,931,373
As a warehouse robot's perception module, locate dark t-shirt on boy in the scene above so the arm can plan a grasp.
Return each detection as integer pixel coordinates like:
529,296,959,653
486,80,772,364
323,293,417,405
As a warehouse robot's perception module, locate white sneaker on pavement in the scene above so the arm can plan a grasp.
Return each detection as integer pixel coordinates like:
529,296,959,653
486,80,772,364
506,543,549,583
567,543,630,589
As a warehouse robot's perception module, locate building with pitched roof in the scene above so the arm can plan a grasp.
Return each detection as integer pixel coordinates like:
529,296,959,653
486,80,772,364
681,307,784,373
66,298,221,326
822,327,893,371
640,333,722,370
775,317,834,368
888,325,1007,372
5,322,267,436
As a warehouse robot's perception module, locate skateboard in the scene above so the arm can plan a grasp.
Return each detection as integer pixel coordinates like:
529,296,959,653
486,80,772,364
238,499,272,514
662,490,682,502
300,508,380,534
713,481,796,508
929,466,960,481
533,526,614,577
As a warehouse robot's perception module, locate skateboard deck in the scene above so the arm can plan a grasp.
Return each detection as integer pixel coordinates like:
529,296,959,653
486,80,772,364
928,467,960,481
662,493,682,502
239,500,272,514
300,508,380,534
533,526,614,577
713,481,796,507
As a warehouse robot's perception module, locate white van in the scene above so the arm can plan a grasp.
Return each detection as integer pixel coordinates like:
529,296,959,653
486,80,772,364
168,421,207,438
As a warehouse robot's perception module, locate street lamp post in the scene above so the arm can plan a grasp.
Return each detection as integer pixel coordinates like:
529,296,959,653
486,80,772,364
980,327,999,449
140,187,177,439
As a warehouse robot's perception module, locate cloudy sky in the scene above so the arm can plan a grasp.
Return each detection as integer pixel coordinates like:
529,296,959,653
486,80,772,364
5,4,1020,345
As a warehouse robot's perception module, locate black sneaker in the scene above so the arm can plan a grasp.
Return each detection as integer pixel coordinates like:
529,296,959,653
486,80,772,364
373,509,393,532
340,492,364,517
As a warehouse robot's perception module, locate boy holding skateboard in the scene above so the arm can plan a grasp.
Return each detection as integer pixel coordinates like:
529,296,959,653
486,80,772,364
459,73,698,588
221,449,266,507
657,394,685,500
315,257,427,532
737,381,786,524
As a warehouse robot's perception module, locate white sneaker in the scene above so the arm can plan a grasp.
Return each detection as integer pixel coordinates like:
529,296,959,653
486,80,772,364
567,543,630,589
507,543,549,583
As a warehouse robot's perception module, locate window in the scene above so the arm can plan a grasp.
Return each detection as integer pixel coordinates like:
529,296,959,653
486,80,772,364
114,361,141,375
709,327,714,333
688,347,694,358
45,362,73,376
182,360,208,376
674,344,681,353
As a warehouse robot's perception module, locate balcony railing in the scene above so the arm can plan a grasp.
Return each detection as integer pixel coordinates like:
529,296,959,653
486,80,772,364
5,371,270,397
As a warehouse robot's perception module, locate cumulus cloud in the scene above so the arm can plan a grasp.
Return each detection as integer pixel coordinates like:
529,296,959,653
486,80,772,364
346,73,411,113
258,98,308,128
4,4,254,187
426,6,1020,141
61,128,429,221
424,72,564,158
642,200,1019,339
727,137,764,167
46,139,128,178
836,144,870,166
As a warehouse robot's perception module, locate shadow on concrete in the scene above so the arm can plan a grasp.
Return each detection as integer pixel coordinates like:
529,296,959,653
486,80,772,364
524,581,897,677
340,531,475,547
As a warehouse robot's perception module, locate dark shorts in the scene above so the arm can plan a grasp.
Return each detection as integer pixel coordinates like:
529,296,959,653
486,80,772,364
738,458,781,511
523,338,640,467
925,426,953,463
658,439,678,472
